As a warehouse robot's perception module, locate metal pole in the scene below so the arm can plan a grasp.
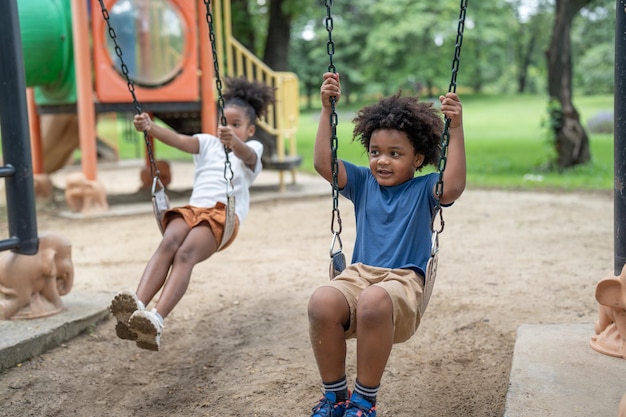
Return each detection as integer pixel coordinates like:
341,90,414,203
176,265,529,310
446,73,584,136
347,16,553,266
615,0,626,274
0,0,39,254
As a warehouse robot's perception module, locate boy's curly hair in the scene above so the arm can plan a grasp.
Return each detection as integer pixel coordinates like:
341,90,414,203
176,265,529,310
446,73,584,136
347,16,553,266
223,77,276,124
352,92,444,169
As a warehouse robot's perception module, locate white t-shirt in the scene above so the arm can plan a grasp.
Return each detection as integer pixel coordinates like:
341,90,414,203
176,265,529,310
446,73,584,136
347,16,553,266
189,133,263,223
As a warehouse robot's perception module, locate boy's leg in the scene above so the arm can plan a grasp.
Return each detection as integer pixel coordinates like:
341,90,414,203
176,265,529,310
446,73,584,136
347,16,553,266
308,286,352,416
354,285,394,387
308,286,351,382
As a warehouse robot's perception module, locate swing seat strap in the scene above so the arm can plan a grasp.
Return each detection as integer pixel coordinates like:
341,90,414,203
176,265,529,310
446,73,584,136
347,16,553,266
218,193,236,250
151,176,170,235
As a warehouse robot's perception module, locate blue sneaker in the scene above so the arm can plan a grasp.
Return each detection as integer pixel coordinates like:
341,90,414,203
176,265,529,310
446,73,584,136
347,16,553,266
344,392,377,417
310,391,348,417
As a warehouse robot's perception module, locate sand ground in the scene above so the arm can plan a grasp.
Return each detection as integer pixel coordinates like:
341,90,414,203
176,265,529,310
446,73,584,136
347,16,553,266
0,162,617,416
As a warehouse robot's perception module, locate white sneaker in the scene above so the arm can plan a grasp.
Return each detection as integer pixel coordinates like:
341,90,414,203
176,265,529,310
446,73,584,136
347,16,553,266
128,309,164,351
110,290,144,341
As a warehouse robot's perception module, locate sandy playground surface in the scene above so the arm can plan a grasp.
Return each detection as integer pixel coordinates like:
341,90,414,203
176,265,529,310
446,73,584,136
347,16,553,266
0,161,618,416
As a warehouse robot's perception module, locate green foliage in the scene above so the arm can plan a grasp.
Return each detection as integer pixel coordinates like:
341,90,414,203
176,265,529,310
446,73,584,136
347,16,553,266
543,97,563,142
295,93,614,191
284,0,614,97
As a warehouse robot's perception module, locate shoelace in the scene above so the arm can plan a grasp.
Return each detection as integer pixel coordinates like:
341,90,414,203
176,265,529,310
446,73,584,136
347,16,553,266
311,394,343,417
311,394,332,414
345,400,376,417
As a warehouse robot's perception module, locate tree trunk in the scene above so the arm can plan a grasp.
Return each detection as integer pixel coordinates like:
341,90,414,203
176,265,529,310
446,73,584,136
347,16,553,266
546,0,592,169
262,0,291,70
517,31,537,93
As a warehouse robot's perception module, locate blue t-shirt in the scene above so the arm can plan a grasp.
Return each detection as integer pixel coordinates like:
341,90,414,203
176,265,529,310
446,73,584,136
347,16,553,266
340,160,439,276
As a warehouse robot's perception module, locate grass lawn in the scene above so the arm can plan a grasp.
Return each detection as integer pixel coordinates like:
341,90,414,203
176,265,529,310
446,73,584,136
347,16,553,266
89,93,614,192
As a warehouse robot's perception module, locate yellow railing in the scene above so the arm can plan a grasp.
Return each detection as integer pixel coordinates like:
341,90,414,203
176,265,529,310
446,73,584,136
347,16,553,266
227,38,299,158
214,0,300,189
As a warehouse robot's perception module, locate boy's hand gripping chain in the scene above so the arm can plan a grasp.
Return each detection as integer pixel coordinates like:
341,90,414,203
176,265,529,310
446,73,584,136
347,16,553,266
421,0,468,316
325,0,345,279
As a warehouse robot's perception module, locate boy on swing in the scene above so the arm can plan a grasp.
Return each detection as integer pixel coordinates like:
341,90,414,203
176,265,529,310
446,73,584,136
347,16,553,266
110,77,275,351
308,72,465,417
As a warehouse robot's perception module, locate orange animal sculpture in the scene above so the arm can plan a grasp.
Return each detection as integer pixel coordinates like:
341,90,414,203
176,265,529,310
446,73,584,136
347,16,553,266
64,171,108,214
0,232,73,320
590,264,626,359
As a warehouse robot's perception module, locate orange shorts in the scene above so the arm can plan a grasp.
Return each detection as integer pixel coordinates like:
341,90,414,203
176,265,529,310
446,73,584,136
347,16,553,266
162,202,239,250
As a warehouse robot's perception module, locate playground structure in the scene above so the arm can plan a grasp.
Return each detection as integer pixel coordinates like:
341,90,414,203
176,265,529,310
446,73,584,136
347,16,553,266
1,1,626,413
0,0,303,320
22,0,301,214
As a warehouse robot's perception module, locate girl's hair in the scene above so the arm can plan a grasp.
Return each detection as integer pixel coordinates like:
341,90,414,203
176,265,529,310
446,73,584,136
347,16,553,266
352,93,444,169
222,77,276,125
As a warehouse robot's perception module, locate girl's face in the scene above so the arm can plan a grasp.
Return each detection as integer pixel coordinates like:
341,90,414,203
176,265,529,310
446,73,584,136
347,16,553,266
368,128,424,187
223,105,255,141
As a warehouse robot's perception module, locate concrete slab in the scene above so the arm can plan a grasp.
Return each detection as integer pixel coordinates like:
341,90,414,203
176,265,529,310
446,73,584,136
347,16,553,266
0,291,112,372
504,323,626,417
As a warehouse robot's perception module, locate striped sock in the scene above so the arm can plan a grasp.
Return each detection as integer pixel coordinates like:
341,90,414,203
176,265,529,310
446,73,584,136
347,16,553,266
323,376,349,403
354,379,379,405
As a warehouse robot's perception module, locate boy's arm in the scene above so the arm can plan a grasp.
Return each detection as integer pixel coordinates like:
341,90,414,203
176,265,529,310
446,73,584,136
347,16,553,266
134,113,199,154
313,72,347,188
438,92,466,205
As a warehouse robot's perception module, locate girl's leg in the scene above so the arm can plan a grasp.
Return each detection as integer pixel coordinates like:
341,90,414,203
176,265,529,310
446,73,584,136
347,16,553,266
135,217,190,306
154,223,218,318
308,286,351,382
354,286,394,387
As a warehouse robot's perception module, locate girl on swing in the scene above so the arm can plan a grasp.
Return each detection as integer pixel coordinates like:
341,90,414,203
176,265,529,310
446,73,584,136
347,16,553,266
308,72,465,417
110,77,275,351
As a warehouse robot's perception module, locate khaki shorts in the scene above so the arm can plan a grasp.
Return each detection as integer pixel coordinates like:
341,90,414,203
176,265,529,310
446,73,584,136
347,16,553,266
324,263,425,343
162,202,239,251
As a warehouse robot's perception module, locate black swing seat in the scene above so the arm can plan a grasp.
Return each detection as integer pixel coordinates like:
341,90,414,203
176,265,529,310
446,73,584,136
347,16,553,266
254,124,303,171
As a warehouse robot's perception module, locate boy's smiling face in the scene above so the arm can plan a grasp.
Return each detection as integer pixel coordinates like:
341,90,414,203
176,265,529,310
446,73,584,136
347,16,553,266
368,128,424,187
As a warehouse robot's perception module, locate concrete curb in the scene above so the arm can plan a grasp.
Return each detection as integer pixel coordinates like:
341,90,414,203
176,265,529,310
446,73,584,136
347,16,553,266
0,291,112,372
504,323,626,417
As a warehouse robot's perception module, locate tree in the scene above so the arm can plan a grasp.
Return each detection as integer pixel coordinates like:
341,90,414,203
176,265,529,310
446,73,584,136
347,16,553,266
572,3,615,94
546,0,594,169
508,0,553,93
230,0,256,52
262,0,292,70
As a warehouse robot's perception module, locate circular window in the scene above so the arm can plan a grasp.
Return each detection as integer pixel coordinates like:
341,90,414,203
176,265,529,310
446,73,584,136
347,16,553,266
106,0,186,88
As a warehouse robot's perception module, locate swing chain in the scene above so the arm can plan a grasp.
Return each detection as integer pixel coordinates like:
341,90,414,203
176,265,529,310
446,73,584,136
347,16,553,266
97,0,160,181
432,0,468,234
203,0,234,187
325,0,342,238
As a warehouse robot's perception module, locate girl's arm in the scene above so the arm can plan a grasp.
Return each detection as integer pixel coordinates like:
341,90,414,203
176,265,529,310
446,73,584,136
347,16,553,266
437,92,466,205
134,113,199,154
217,125,258,170
314,72,347,188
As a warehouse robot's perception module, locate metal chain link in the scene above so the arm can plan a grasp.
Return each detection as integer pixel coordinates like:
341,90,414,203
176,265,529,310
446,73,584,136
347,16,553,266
97,0,160,180
325,0,342,240
203,0,234,189
432,0,468,234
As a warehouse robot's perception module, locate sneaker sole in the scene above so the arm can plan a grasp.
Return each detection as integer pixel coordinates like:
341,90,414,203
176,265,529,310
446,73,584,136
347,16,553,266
110,292,140,341
128,313,161,351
